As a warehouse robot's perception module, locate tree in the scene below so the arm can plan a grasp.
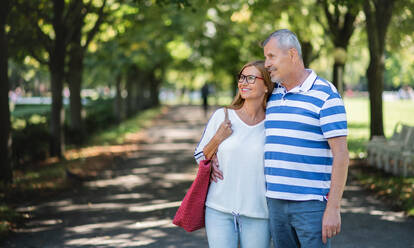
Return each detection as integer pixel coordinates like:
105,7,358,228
66,0,107,144
13,0,71,157
84,0,191,115
0,0,13,184
383,0,414,90
318,0,361,95
14,0,98,157
251,0,325,67
363,0,395,138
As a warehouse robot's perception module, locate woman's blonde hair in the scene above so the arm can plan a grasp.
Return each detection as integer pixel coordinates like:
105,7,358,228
229,60,274,110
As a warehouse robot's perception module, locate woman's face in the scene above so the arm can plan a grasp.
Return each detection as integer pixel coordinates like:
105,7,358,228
238,66,268,101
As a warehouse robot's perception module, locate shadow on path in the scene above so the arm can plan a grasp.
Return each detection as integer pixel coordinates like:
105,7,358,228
2,105,414,247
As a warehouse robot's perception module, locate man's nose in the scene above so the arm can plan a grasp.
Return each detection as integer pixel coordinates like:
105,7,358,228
264,59,270,69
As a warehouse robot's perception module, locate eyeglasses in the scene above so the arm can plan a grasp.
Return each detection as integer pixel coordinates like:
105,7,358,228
238,74,264,84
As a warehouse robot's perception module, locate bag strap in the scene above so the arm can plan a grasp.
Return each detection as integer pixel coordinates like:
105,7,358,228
202,107,229,161
224,107,229,122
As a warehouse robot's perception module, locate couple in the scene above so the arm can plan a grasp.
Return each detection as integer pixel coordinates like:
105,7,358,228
194,29,349,248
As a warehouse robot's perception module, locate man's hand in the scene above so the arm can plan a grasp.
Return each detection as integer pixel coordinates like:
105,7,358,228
322,206,341,244
210,154,223,182
322,136,348,244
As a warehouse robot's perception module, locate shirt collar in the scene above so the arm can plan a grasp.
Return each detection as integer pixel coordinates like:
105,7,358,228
277,69,317,93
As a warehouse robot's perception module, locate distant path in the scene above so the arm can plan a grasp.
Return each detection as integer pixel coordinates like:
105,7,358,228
2,105,414,247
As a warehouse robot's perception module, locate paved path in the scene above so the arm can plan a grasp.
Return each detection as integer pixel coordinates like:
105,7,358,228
2,105,414,247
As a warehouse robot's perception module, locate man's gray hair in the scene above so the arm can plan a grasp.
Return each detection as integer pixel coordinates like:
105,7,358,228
262,29,302,58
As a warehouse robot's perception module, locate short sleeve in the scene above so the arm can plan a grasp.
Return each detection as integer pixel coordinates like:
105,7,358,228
319,93,348,139
194,108,226,164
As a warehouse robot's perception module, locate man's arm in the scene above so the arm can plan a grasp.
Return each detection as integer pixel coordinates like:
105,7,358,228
210,154,223,182
322,135,349,244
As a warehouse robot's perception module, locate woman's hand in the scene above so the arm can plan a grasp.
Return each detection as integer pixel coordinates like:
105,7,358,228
202,118,232,160
215,119,232,142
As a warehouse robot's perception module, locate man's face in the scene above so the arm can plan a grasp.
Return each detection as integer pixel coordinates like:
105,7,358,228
264,38,291,83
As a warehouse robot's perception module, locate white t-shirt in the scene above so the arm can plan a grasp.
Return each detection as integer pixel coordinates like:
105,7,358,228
194,108,268,219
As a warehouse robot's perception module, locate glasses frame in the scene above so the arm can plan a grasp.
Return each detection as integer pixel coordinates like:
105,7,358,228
238,74,264,84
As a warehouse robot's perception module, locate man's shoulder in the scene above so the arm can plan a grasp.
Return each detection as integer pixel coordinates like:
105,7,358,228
311,76,339,96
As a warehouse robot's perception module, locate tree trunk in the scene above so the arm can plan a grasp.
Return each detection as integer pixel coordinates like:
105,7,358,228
318,0,359,96
49,62,65,157
133,80,142,111
364,0,395,138
149,81,160,107
0,0,13,184
301,41,317,68
333,62,345,95
115,74,124,123
138,72,151,109
49,0,66,157
125,75,134,116
149,70,160,107
133,68,145,111
367,55,385,137
67,26,84,145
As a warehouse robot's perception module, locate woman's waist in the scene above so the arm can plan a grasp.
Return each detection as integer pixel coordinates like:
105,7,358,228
205,199,269,219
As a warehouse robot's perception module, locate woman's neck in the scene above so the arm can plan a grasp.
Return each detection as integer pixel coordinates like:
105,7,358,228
238,99,265,123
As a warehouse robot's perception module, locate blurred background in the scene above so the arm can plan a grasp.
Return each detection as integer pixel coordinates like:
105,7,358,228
1,0,414,244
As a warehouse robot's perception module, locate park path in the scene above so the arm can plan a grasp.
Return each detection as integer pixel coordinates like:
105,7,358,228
2,105,414,248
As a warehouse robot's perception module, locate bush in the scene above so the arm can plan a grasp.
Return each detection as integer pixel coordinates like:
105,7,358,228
11,98,117,165
12,122,50,166
84,98,117,133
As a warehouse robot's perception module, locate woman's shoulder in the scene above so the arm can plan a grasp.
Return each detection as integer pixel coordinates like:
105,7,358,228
209,107,227,121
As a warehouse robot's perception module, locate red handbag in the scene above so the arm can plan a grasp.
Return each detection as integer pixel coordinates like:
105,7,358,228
173,159,211,232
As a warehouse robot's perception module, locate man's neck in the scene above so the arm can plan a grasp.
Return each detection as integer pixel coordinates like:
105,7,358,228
282,68,310,92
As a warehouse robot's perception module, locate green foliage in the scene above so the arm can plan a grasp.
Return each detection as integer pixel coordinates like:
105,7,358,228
384,50,414,89
0,204,21,238
8,0,414,94
387,0,414,51
88,106,162,145
12,122,50,166
83,99,117,133
9,99,117,165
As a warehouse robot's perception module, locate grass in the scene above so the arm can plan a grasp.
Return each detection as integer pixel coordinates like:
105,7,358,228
88,106,163,145
0,106,164,237
344,98,414,158
11,104,51,118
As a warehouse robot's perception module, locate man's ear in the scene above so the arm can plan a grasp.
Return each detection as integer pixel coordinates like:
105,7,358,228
288,48,299,62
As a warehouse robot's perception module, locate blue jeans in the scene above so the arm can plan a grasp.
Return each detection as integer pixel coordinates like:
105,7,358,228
205,207,270,248
266,198,330,248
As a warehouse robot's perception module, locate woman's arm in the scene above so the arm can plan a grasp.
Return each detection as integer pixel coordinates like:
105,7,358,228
202,119,232,160
194,108,232,163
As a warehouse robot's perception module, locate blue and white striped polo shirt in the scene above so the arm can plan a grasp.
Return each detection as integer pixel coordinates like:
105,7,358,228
264,70,348,201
